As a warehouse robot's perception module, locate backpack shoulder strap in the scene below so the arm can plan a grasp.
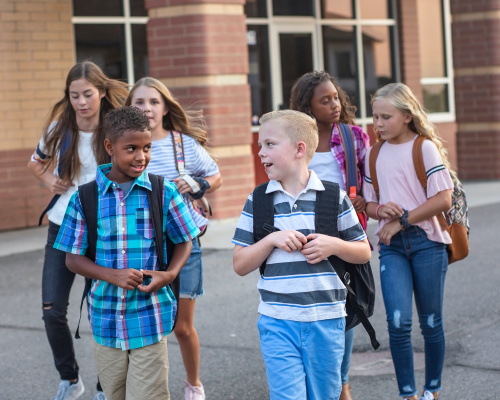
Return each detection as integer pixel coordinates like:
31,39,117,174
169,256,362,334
315,181,340,237
252,182,273,275
147,173,180,327
338,123,359,198
38,129,71,226
368,141,385,201
74,179,97,339
412,135,428,190
171,131,186,176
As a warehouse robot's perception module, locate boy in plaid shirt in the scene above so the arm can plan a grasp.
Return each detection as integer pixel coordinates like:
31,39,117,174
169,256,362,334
54,106,200,400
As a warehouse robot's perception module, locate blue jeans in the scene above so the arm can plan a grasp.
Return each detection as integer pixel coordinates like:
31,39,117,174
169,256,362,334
42,222,79,380
341,328,354,385
379,226,448,397
258,315,345,400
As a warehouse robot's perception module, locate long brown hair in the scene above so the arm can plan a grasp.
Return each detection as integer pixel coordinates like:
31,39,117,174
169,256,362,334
41,61,129,181
125,77,211,151
290,71,357,125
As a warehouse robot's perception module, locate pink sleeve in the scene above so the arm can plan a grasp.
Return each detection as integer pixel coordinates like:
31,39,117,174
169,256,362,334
362,147,378,203
422,140,453,198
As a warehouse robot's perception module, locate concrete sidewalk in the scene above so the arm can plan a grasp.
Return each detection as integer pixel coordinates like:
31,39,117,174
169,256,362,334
0,180,499,258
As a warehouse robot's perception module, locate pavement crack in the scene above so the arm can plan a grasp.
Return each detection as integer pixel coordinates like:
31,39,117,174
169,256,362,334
454,362,500,372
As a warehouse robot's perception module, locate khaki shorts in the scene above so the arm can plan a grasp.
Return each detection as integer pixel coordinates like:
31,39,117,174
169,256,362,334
93,336,169,400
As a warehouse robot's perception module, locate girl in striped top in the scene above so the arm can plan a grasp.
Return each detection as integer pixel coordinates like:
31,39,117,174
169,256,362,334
363,83,453,400
126,77,221,400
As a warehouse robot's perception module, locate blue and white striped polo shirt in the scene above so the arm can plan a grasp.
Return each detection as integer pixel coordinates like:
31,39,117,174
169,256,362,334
232,171,367,322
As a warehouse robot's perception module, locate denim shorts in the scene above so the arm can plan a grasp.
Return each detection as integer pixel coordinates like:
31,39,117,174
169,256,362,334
179,238,204,299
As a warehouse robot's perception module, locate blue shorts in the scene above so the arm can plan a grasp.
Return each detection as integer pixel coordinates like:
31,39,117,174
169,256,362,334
179,238,203,299
258,315,345,400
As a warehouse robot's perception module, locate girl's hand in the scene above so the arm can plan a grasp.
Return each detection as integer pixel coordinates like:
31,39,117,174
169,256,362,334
48,175,74,195
138,270,175,293
351,195,366,213
301,233,337,264
377,202,404,220
174,177,199,195
378,219,402,246
269,230,308,253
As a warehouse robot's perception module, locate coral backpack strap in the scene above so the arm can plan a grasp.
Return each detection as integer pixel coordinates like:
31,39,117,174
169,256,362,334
368,141,385,201
74,180,97,339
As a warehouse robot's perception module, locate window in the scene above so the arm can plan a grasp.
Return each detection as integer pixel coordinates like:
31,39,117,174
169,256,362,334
417,0,454,117
246,0,398,127
72,0,148,84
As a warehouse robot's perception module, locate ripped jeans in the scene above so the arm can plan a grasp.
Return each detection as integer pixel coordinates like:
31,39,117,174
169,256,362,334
42,221,79,381
379,226,448,398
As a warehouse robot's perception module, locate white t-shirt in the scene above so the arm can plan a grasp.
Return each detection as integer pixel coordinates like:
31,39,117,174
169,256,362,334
34,123,97,225
308,151,345,190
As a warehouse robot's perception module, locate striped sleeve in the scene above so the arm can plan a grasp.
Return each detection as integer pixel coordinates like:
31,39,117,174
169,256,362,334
231,194,255,247
422,140,453,198
53,191,89,255
337,191,367,242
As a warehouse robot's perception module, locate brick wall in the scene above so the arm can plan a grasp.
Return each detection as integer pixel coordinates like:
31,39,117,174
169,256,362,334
451,0,500,179
0,0,75,231
146,1,254,219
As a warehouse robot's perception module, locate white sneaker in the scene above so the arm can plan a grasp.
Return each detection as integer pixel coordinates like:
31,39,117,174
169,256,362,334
92,391,107,400
184,380,205,400
51,375,85,400
420,390,436,400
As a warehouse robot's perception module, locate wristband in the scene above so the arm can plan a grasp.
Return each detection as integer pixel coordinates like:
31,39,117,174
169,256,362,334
399,209,411,230
375,204,384,220
190,177,211,199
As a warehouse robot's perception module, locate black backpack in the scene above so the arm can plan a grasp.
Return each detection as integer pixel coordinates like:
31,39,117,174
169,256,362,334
252,180,380,349
74,173,180,338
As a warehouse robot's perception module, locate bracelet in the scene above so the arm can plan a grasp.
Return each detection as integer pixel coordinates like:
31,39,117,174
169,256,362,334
190,177,211,199
399,209,411,230
375,204,384,220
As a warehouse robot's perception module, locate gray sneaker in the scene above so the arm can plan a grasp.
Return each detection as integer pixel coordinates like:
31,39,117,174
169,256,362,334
92,391,107,400
51,376,84,400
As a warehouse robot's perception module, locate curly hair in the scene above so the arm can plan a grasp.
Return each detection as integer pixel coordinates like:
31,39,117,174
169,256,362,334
289,71,357,125
104,106,151,142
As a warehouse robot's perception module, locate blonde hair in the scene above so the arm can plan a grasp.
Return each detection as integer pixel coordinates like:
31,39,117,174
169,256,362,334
259,110,319,161
126,77,213,156
371,83,455,177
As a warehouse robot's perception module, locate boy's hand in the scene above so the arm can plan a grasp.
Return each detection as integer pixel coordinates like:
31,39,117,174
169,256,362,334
377,201,403,220
351,195,366,213
174,177,198,195
269,230,307,253
378,219,402,246
137,269,175,293
301,234,339,264
110,269,144,290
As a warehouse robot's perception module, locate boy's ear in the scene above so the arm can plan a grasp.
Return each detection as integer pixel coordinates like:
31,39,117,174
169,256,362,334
104,138,114,156
296,141,307,159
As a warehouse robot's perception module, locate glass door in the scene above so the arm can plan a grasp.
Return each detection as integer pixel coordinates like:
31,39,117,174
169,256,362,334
269,25,319,110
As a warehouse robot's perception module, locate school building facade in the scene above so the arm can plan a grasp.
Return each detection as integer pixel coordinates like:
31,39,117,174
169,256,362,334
0,0,499,231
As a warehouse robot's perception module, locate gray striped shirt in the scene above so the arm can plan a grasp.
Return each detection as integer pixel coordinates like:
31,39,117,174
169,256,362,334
232,171,367,322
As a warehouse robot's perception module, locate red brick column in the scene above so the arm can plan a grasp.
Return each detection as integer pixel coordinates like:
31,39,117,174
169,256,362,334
396,0,423,100
145,0,254,218
451,0,500,179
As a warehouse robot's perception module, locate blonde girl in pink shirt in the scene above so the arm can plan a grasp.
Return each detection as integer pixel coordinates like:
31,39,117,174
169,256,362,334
363,83,453,400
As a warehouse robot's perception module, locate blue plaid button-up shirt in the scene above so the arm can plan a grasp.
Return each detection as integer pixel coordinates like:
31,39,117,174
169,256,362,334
54,164,200,350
